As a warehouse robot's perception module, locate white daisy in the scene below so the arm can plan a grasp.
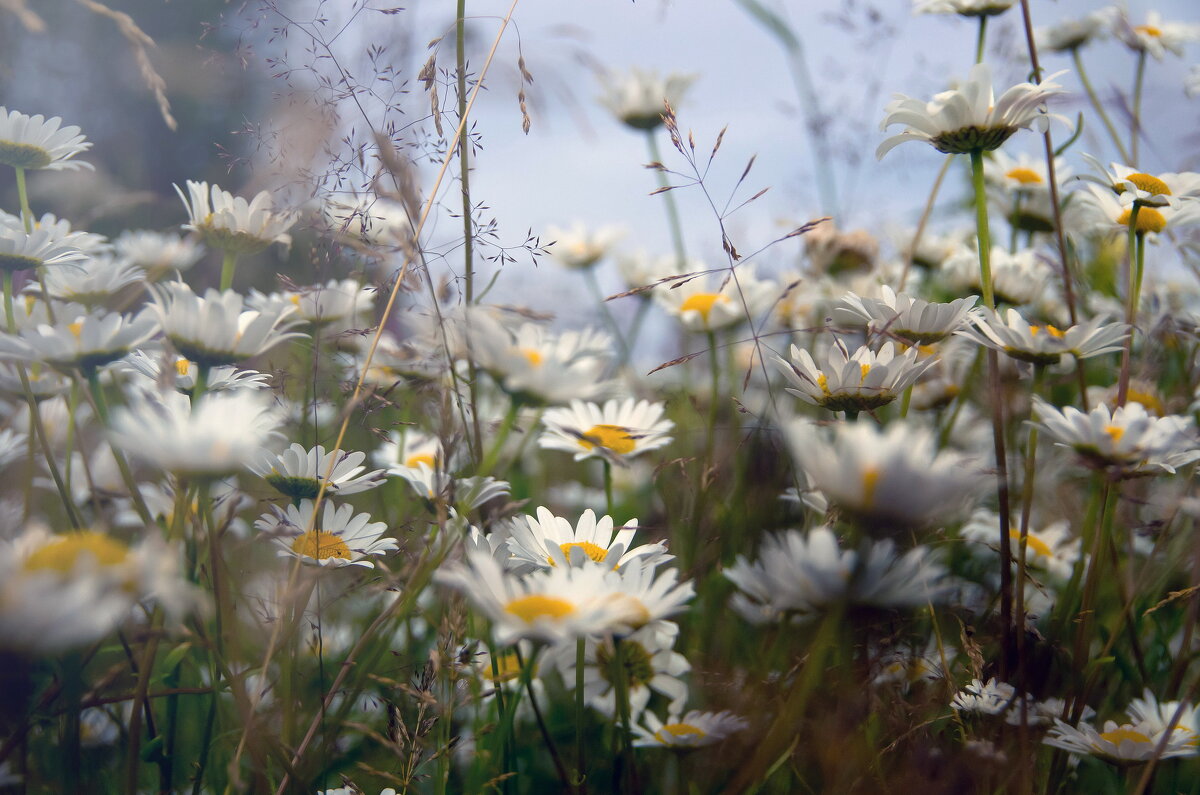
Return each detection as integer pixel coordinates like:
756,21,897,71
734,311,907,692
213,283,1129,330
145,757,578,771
254,443,388,500
654,266,777,332
957,308,1127,366
554,621,690,718
1035,8,1118,52
1075,183,1200,237
836,286,978,345
32,252,146,306
148,282,306,368
632,709,747,748
249,278,375,329
504,506,670,574
0,107,92,171
1114,11,1200,60
606,558,695,630
175,180,296,255
1126,690,1200,741
539,398,673,462
0,307,158,374
121,349,271,394
961,509,1081,582
984,150,1073,233
255,499,397,568
113,230,205,277
877,63,1066,158
912,0,1012,17
374,428,448,499
545,222,624,270
952,678,1018,716
1045,716,1199,764
0,223,87,274
599,68,695,131
775,339,936,413
1078,154,1200,209
804,222,880,276
473,322,616,405
942,244,1053,305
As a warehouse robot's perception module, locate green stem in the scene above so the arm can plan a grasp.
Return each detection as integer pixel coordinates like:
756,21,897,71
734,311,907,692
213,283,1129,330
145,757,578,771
86,369,155,525
612,637,638,793
1071,49,1131,163
969,149,995,310
1069,481,1120,719
1117,206,1141,407
457,0,474,304
646,132,688,273
575,637,587,792
14,167,34,232
975,15,988,64
478,398,521,476
622,297,652,368
583,266,630,362
602,460,614,517
516,647,570,789
1131,50,1147,166
218,251,238,292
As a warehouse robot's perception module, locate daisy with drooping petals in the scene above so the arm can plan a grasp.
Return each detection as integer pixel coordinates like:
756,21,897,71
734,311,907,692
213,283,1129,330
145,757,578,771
877,63,1066,158
951,678,1018,717
912,0,1012,17
836,286,977,344
539,398,673,462
175,180,296,255
0,223,87,274
632,709,748,748
253,443,387,500
504,507,669,574
0,107,92,171
255,499,397,568
775,339,936,414
957,308,1127,366
0,307,158,375
554,621,690,718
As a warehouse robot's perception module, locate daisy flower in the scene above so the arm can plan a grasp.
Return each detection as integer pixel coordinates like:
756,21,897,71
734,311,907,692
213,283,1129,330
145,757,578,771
255,499,397,568
957,308,1127,366
607,561,695,630
504,506,670,574
374,428,448,499
0,223,87,274
33,253,146,306
912,0,1012,17
554,621,690,718
149,282,307,368
775,339,936,413
1078,154,1200,209
1114,11,1200,60
1035,8,1118,53
1126,690,1200,740
632,709,748,749
1075,183,1200,236
0,107,92,171
961,509,1081,582
121,350,271,394
249,278,375,329
545,222,624,270
654,266,777,332
472,322,616,405
109,386,284,478
435,547,642,644
539,398,673,462
599,68,695,131
984,150,1073,233
1031,396,1199,476
877,63,1066,158
941,244,1053,305
805,221,879,275
836,286,978,344
1045,716,1199,764
254,443,387,500
783,420,985,530
952,678,1018,716
0,307,158,375
113,230,205,277
175,180,296,255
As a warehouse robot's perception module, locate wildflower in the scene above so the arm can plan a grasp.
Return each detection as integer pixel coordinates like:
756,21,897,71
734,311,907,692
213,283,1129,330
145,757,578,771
545,222,624,270
836,286,978,344
121,350,271,394
374,429,447,499
957,308,1127,366
254,443,387,500
961,509,1081,581
654,266,777,332
472,322,616,405
174,180,296,255
1035,8,1118,52
1045,716,1199,764
1113,11,1200,60
632,709,748,748
877,63,1066,158
783,420,984,530
148,282,306,368
607,560,695,630
1125,690,1200,740
255,499,397,568
539,398,673,462
775,339,936,413
114,229,205,277
804,222,879,275
554,621,690,718
33,253,146,306
942,244,1053,305
912,0,1012,17
0,223,87,274
984,150,1073,232
1031,396,1199,476
1078,154,1200,209
599,68,695,130
249,278,375,329
504,506,670,574
952,678,1018,716
0,107,91,171
725,527,951,623
0,307,157,375
1075,183,1200,236
872,639,955,690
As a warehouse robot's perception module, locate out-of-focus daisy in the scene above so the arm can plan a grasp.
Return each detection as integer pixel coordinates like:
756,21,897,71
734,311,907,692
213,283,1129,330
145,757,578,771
654,266,777,332
175,180,296,255
254,443,387,500
961,509,1081,581
1126,690,1200,740
1031,396,1199,476
957,308,1127,366
1114,11,1200,60
912,0,1012,17
435,548,642,644
148,282,306,368
323,195,415,249
374,428,447,499
632,709,747,749
942,245,1053,305
0,107,92,171
504,507,669,574
250,278,375,329
255,499,396,568
952,678,1017,716
775,339,936,413
599,68,695,130
109,387,283,478
0,427,28,471
784,420,984,530
984,150,1073,233
1036,8,1118,53
121,349,271,394
872,639,955,690
725,527,951,623
1078,154,1200,209
836,286,977,344
555,621,689,718
113,230,205,278
473,322,616,405
0,361,69,399
0,223,87,274
539,398,673,462
804,222,879,275
545,222,624,270
32,253,146,306
1075,183,1200,237
877,64,1066,158
608,561,695,630
0,307,157,375
1045,716,1199,764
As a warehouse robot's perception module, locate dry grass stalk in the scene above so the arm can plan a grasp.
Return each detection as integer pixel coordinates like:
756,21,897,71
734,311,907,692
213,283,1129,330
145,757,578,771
76,0,177,131
0,0,44,32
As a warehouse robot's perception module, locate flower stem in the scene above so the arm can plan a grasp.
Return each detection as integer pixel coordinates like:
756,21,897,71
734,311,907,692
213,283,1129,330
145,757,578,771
1130,50,1147,166
603,459,614,516
975,15,988,64
612,637,638,793
457,0,475,304
479,397,520,476
647,132,688,273
1117,205,1141,407
575,637,587,791
218,250,238,292
1071,49,1131,163
14,167,33,232
85,368,155,525
969,149,994,310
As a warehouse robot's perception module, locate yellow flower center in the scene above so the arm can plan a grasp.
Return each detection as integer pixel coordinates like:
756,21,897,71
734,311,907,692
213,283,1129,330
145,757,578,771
482,651,525,683
1126,389,1163,416
505,594,576,623
680,293,726,322
655,723,707,743
1005,167,1043,185
816,373,831,396
551,541,609,566
859,363,871,381
289,294,302,306
861,466,881,507
1009,529,1053,558
1134,25,1162,37
291,530,351,560
175,357,192,377
1104,424,1125,444
520,347,544,367
24,531,130,574
1028,324,1065,338
1124,172,1171,196
1117,207,1167,234
578,424,637,454
405,453,437,469
1100,727,1151,745
67,321,84,339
